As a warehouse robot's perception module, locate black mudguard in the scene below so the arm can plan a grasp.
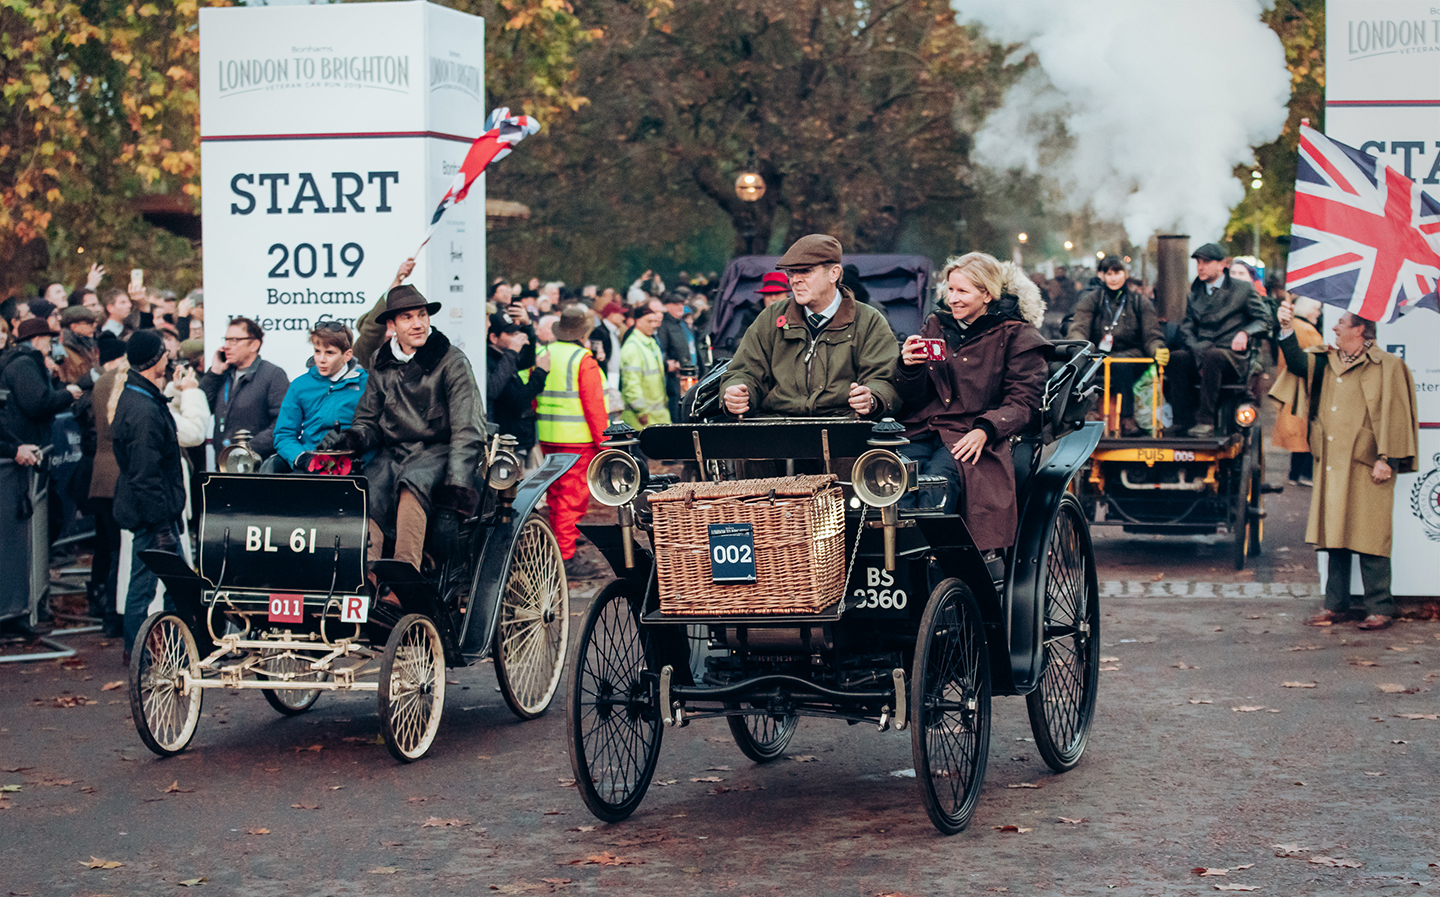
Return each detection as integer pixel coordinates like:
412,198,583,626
1006,421,1103,695
456,452,578,664
138,549,215,655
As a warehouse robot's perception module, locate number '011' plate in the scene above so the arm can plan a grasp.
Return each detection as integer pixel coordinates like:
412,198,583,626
708,523,757,584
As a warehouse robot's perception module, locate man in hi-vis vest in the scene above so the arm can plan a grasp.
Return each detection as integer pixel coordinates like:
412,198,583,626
537,305,610,577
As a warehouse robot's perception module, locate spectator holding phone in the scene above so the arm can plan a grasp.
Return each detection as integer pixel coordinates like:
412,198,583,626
199,316,290,459
895,253,1048,547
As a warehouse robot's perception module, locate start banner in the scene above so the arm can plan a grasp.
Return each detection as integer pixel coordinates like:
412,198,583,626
199,1,487,381
1324,0,1440,595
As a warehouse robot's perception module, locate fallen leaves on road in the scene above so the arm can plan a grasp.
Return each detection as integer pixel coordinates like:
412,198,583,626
1273,843,1308,856
1192,867,1228,876
1378,683,1417,694
1396,713,1438,720
178,877,206,886
1309,856,1362,868
1174,662,1198,670
1232,706,1265,712
1099,656,1119,663
564,852,642,867
1213,886,1259,892
246,828,270,835
1364,771,1385,777
291,804,319,810
421,817,470,828
0,784,20,792
1286,645,1320,651
689,776,724,783
1282,681,1317,689
295,744,323,753
101,681,124,691
1006,783,1041,789
1188,699,1214,704
652,779,678,787
1392,740,1408,744
1057,817,1085,824
705,766,732,771
555,778,576,787
163,781,194,794
39,694,96,708
1098,665,1121,672
81,857,123,869
568,825,596,833
1348,658,1379,667
889,768,916,778
993,825,1032,833
787,755,818,762
369,867,398,875
1387,645,1409,652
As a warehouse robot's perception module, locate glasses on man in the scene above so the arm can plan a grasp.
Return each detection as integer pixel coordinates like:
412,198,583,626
222,336,256,344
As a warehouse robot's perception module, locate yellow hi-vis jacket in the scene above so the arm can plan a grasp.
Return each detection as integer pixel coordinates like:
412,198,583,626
620,331,671,430
535,341,594,444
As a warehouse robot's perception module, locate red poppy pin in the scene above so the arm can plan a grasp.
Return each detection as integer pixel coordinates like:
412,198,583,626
776,315,787,328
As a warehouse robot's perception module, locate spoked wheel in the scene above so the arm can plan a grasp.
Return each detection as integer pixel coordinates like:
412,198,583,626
1233,432,1258,569
567,579,662,823
260,649,326,716
1026,493,1100,773
726,706,798,763
495,515,570,720
129,613,202,757
910,578,991,835
379,614,446,762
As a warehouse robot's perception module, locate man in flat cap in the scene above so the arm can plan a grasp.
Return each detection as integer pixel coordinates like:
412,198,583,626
321,285,485,577
1166,241,1273,436
721,233,899,419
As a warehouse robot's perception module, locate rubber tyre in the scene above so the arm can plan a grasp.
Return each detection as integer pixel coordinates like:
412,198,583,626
567,580,662,823
129,612,202,757
495,515,570,720
1248,429,1265,557
260,649,325,716
910,578,991,835
379,614,446,763
726,708,798,763
1025,494,1100,773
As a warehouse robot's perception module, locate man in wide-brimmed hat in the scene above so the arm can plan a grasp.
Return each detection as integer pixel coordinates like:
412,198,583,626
0,317,78,451
320,284,485,578
535,304,610,576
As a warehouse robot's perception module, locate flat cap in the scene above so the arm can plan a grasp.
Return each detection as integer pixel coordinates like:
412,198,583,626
60,305,99,326
778,234,843,268
1191,242,1228,261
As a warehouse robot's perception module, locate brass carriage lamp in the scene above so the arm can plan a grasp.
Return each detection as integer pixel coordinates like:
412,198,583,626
487,433,524,492
587,422,644,568
217,430,260,473
852,419,917,571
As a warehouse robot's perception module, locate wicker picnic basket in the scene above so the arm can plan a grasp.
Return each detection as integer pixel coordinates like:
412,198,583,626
648,475,847,615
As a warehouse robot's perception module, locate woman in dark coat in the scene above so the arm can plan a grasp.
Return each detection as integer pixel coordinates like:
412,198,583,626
896,252,1049,551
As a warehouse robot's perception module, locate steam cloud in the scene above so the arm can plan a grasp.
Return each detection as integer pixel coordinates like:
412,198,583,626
954,0,1292,244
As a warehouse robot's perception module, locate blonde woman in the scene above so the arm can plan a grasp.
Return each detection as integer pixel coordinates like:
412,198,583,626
896,252,1049,550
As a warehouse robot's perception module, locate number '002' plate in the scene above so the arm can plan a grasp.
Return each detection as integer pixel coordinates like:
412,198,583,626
708,523,757,584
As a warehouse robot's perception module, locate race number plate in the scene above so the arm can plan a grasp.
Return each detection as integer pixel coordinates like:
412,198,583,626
707,523,757,584
1136,448,1173,463
849,564,912,617
268,593,304,623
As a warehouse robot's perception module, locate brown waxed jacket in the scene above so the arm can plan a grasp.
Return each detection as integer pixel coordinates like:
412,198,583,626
720,286,899,418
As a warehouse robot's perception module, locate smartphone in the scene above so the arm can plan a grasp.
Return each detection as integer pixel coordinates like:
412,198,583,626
130,269,143,290
920,338,947,361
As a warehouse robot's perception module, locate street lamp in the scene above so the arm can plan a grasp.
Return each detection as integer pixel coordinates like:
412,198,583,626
734,167,766,255
1096,251,1106,260
1017,232,1028,244
1063,240,1073,251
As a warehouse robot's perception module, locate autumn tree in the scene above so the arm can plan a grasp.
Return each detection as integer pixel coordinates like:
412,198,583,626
488,0,1018,282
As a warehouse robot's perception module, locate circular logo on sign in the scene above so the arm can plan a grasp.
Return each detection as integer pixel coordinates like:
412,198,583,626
1410,453,1440,542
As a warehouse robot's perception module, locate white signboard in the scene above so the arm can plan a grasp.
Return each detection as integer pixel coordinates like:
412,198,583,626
1324,0,1440,595
200,1,487,381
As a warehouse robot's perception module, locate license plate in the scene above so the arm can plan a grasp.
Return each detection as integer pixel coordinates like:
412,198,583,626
707,523,757,584
268,593,305,623
1137,448,1173,463
849,565,912,617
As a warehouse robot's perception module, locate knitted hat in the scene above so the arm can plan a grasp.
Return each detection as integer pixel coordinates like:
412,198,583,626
126,329,167,371
97,333,126,365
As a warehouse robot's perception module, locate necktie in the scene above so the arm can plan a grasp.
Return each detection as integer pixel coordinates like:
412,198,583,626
808,312,827,330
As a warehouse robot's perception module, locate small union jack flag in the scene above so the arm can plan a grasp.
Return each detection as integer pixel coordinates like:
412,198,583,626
416,107,539,251
1286,123,1440,323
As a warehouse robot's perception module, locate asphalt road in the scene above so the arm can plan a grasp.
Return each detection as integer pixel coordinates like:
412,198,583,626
7,400,1438,896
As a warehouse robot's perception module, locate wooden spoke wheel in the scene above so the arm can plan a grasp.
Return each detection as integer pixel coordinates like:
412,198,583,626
379,614,446,762
494,515,570,720
129,613,202,757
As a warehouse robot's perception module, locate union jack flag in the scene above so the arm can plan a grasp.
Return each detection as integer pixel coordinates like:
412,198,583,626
1286,123,1440,323
416,107,540,251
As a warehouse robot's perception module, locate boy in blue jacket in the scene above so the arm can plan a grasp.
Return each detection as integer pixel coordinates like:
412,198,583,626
272,321,368,470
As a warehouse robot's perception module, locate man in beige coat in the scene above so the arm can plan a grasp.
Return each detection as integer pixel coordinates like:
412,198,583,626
1272,299,1419,630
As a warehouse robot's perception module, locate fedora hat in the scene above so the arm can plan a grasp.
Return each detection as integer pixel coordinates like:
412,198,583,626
553,305,594,342
376,284,441,324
